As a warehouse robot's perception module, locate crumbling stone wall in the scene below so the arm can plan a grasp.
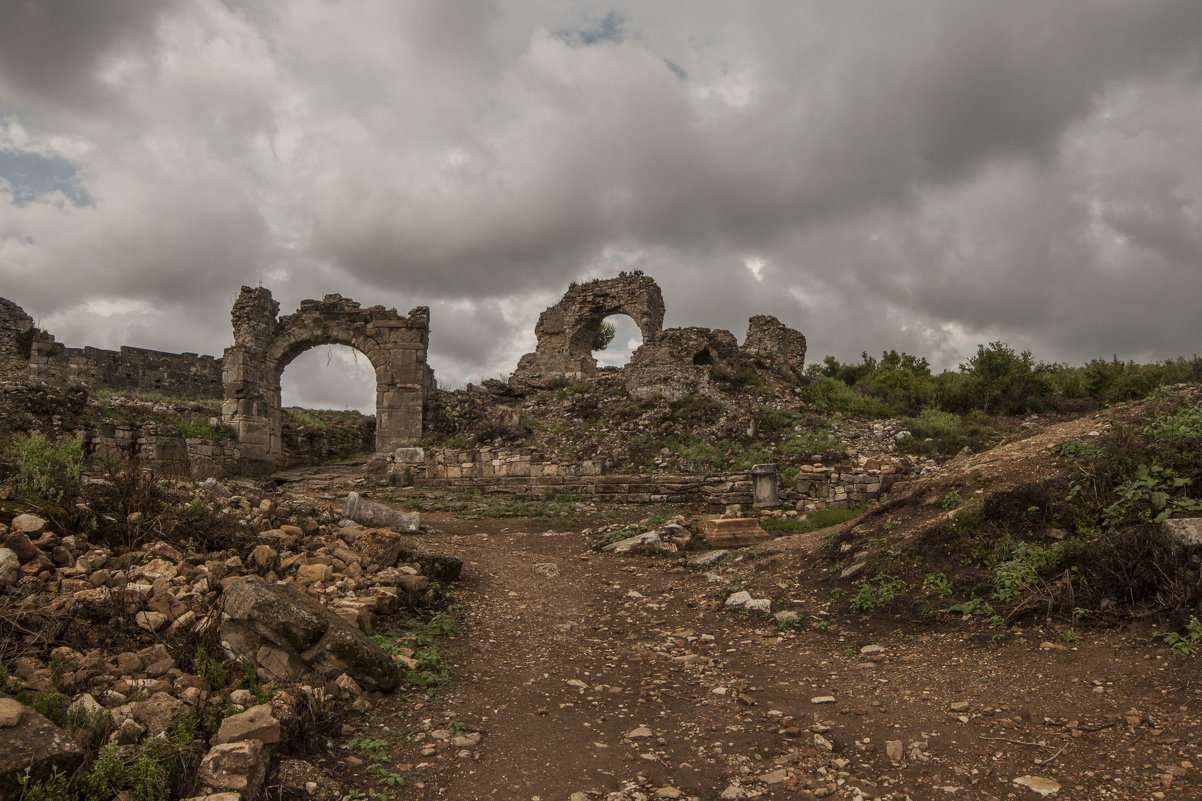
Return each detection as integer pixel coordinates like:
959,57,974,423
0,298,35,375
624,326,743,401
510,273,665,387
222,288,433,467
0,296,223,398
509,275,808,395
741,315,807,384
28,338,223,399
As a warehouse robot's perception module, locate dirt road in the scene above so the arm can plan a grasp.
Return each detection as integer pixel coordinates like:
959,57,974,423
327,512,1202,801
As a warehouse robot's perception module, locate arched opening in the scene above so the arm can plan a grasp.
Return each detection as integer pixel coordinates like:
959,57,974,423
692,349,714,366
280,345,376,413
276,344,378,464
592,314,643,369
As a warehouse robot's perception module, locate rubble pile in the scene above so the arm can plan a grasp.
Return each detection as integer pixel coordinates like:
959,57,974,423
0,479,459,798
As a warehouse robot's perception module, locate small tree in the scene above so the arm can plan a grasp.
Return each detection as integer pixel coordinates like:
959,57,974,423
592,322,616,351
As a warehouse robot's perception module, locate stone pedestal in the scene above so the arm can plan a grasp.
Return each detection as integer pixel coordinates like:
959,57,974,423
697,517,771,548
751,463,780,508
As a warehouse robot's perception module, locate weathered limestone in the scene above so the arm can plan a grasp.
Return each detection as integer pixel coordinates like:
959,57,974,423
741,314,808,384
220,575,401,690
196,740,269,797
511,272,665,387
751,464,781,508
342,492,420,531
625,326,743,401
509,274,808,396
697,517,771,548
222,288,434,467
0,297,34,375
0,696,86,800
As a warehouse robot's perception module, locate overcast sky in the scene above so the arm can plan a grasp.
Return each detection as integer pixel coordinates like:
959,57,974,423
2,1,1201,411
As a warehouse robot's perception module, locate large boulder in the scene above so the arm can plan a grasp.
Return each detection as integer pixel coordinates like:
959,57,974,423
342,493,419,531
220,576,400,691
0,695,85,800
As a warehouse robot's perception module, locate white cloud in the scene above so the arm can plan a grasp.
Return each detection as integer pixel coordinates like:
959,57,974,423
2,0,1202,396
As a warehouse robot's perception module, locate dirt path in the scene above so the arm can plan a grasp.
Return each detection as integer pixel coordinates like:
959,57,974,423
323,512,1202,801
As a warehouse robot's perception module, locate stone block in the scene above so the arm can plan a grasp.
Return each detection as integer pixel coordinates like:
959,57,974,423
697,517,771,548
197,740,268,797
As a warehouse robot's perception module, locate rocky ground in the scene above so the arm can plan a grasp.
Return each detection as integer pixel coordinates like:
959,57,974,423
319,510,1202,801
2,390,1201,800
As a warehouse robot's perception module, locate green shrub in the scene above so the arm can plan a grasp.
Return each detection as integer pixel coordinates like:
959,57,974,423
75,742,128,801
4,432,84,503
850,574,908,612
760,507,862,535
807,376,890,417
192,647,227,689
1144,402,1202,442
175,419,231,441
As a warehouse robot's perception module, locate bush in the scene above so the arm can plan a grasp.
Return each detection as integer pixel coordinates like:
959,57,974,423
3,432,84,503
807,376,890,417
175,418,231,441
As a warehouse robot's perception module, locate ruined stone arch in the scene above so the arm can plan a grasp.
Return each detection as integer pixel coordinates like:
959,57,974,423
510,273,665,387
222,288,433,467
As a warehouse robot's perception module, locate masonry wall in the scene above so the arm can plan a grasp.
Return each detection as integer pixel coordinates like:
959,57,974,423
28,335,223,400
391,446,901,508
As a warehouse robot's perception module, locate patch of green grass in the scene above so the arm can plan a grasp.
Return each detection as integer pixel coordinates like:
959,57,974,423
759,507,862,536
602,513,670,544
849,574,908,612
921,572,954,597
175,418,232,441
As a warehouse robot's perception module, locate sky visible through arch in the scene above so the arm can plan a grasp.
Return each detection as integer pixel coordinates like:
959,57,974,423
3,2,1202,410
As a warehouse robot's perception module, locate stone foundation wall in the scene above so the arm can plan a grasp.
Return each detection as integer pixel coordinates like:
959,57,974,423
793,464,900,505
392,446,901,508
86,422,241,478
28,335,223,400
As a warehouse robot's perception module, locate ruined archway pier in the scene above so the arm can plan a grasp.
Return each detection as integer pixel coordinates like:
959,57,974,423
222,288,434,465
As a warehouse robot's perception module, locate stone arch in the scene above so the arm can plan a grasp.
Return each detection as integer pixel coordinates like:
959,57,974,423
510,273,665,387
222,288,433,467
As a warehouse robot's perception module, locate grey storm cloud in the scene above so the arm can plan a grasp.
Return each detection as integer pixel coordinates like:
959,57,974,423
2,0,1202,412
0,0,165,114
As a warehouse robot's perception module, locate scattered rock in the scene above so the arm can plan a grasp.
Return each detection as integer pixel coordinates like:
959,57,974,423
1013,775,1061,796
197,740,269,797
9,514,47,535
725,590,752,608
201,477,232,498
0,547,18,588
686,549,729,568
215,704,282,745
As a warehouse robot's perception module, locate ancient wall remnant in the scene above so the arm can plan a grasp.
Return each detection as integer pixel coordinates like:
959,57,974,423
742,314,807,384
222,288,433,466
0,296,223,398
29,339,223,399
0,298,35,374
625,326,743,401
510,274,809,399
510,273,665,387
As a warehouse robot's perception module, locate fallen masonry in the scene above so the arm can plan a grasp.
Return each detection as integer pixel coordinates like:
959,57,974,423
0,479,462,798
